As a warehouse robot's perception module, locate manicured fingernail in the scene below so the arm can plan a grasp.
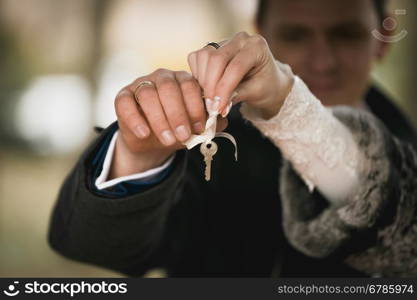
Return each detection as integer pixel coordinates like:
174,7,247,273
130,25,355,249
221,102,233,118
193,122,204,133
161,130,176,145
175,125,191,141
212,96,220,111
135,125,150,138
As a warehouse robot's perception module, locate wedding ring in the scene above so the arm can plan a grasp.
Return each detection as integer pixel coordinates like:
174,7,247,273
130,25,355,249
134,80,154,101
206,42,220,49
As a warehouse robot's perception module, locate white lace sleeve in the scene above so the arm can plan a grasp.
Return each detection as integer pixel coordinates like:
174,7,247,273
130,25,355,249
241,71,362,206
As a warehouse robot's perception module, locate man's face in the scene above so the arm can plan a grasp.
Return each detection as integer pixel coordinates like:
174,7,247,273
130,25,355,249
260,0,384,106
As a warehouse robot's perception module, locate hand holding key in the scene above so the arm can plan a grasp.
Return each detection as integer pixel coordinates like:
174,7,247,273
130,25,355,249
188,32,293,119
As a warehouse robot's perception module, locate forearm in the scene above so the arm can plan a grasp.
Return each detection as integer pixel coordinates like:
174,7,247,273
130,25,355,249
241,63,417,276
279,107,417,277
241,69,362,206
48,125,187,276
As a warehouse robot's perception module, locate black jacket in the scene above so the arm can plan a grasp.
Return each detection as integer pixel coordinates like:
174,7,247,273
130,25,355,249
48,87,417,277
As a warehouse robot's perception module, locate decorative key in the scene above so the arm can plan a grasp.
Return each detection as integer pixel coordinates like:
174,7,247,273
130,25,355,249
200,141,218,181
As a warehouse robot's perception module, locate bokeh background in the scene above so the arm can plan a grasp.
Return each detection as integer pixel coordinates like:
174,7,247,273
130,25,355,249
0,0,415,277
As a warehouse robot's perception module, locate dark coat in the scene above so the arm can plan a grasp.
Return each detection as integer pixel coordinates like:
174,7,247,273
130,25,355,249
48,87,417,277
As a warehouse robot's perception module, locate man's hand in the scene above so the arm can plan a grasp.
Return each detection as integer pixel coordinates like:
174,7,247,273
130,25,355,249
109,69,227,179
188,32,293,119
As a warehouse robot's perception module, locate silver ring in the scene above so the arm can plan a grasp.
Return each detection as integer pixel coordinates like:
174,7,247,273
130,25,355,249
206,42,220,49
134,80,154,101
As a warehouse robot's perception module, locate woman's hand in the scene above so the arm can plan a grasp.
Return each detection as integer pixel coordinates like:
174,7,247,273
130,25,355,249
188,32,293,119
110,69,227,178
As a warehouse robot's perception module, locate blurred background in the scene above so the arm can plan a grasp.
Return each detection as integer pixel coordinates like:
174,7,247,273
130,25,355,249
0,0,415,277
